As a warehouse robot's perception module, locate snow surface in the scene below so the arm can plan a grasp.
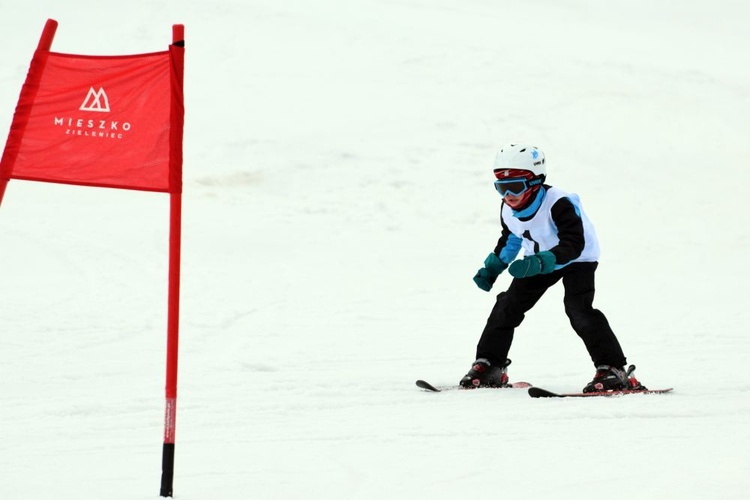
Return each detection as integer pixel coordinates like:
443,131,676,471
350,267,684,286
1,1,749,499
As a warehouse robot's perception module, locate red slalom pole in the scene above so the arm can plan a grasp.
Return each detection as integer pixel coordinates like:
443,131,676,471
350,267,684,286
160,23,184,498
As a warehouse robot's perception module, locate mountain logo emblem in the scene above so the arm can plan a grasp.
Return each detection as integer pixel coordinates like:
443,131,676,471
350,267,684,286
79,87,111,112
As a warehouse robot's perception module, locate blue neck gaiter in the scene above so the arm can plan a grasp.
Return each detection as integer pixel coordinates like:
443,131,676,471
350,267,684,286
512,186,546,219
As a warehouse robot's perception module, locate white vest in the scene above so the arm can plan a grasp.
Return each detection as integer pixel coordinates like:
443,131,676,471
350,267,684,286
501,187,600,266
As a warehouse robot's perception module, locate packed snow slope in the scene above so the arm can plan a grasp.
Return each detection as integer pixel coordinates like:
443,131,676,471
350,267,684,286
1,1,749,499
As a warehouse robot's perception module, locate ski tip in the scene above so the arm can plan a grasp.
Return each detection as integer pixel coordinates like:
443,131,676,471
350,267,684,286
416,380,441,392
528,387,563,398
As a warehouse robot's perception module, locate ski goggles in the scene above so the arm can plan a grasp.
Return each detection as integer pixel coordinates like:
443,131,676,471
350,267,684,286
494,177,541,196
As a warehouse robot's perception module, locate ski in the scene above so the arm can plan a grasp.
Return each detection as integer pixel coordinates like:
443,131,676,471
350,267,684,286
416,379,532,392
528,386,673,398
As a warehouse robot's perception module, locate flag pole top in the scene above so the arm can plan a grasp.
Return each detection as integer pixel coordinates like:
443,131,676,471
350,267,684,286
172,24,184,46
38,19,58,51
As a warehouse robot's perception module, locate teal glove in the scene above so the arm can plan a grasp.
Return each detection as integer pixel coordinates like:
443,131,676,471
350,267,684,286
473,253,508,291
508,251,556,278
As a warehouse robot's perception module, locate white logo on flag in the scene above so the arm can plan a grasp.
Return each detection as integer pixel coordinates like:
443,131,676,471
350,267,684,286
79,87,111,112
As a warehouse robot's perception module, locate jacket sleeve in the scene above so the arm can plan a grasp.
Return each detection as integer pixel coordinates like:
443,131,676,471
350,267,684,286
493,216,523,264
549,197,586,265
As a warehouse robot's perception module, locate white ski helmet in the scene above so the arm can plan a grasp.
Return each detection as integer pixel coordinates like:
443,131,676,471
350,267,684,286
493,144,546,180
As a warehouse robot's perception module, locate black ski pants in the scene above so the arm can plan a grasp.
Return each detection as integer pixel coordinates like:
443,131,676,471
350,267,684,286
476,261,626,368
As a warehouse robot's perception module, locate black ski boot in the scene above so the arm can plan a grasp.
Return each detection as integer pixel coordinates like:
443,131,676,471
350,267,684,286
459,358,511,388
583,364,646,393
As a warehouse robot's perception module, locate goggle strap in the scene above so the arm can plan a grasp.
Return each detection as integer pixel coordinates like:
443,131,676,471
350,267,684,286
528,176,544,187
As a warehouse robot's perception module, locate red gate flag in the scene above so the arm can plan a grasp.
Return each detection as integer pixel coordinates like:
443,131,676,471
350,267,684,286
0,19,185,498
0,22,183,194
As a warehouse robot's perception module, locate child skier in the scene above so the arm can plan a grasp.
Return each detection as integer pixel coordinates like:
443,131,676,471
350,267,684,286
462,144,643,393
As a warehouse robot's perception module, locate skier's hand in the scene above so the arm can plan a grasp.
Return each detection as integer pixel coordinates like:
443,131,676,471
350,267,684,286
473,268,496,291
473,253,508,291
508,251,556,278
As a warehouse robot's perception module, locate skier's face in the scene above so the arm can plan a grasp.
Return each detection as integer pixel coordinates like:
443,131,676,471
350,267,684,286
495,177,532,209
493,169,538,210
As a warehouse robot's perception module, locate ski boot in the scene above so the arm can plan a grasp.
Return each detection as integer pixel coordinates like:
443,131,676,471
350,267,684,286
583,364,647,393
459,358,511,388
